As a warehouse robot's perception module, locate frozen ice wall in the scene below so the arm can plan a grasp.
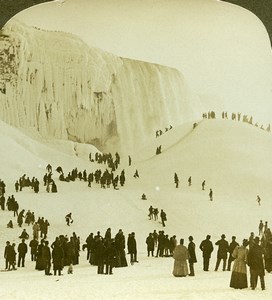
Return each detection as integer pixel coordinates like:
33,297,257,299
0,20,198,153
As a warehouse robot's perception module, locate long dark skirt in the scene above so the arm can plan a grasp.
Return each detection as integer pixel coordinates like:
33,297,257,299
230,271,248,289
35,255,45,270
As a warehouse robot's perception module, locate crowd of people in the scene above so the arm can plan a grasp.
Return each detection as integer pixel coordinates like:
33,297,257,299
202,111,271,132
0,142,270,295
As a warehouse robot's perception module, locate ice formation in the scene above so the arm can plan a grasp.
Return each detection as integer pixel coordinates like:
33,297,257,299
0,20,198,153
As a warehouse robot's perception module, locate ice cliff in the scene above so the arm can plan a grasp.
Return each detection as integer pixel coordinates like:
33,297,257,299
0,20,198,153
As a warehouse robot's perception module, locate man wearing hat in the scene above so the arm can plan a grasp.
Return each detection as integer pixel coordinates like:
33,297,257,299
247,236,265,290
214,234,229,271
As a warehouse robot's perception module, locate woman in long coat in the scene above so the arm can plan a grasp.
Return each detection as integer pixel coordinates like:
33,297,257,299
172,238,189,277
230,239,248,289
52,241,64,276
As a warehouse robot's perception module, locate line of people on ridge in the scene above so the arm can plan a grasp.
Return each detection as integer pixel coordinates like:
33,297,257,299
202,111,271,132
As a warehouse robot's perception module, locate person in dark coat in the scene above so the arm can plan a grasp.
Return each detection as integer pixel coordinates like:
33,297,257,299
160,209,167,227
146,233,155,257
156,231,165,257
86,233,94,261
19,229,29,240
4,241,11,270
35,239,45,270
214,234,229,271
17,239,28,267
105,240,117,275
227,236,239,271
199,235,214,271
7,220,13,228
52,240,64,276
29,238,39,261
51,181,57,193
65,213,73,226
209,189,213,201
17,209,25,227
114,229,128,268
127,232,138,264
65,238,75,266
42,240,52,275
95,238,106,274
188,236,197,276
247,236,265,290
8,243,17,270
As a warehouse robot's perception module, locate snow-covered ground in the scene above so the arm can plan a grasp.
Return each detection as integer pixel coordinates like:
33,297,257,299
0,118,271,299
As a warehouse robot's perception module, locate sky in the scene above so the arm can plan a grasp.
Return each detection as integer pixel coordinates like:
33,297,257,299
13,0,272,123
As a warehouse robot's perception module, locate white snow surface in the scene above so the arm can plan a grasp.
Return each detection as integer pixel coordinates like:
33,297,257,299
0,20,198,154
15,0,272,123
0,118,272,299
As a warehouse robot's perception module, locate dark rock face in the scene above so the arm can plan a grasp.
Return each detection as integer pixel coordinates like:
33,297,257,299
0,0,53,29
222,0,272,46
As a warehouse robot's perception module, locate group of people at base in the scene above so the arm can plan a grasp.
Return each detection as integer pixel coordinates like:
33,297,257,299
172,235,266,291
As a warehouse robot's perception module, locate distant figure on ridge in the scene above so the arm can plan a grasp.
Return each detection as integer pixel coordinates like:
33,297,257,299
209,189,213,201
256,195,261,206
174,173,179,188
202,180,206,191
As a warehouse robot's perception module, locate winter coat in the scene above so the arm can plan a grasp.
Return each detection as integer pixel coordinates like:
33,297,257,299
41,245,51,262
8,247,16,264
127,236,137,253
29,239,39,254
52,245,64,270
188,241,197,263
215,239,229,259
172,245,189,277
247,244,265,276
146,236,155,251
200,239,214,258
18,242,28,255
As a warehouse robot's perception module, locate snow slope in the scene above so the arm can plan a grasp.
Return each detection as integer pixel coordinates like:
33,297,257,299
0,118,271,299
0,20,198,154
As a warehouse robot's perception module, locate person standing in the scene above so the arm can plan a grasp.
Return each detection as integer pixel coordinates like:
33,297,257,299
174,173,179,188
247,236,265,290
199,235,214,271
259,220,264,236
172,238,189,277
29,238,39,261
227,236,239,271
209,189,213,201
4,241,11,270
42,240,52,275
160,209,167,227
230,239,249,289
214,234,229,271
146,233,155,257
52,240,64,276
127,232,138,264
202,180,206,191
188,236,197,276
17,239,28,267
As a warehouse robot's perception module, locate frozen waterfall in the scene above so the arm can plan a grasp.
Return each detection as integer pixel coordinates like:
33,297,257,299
0,20,199,153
